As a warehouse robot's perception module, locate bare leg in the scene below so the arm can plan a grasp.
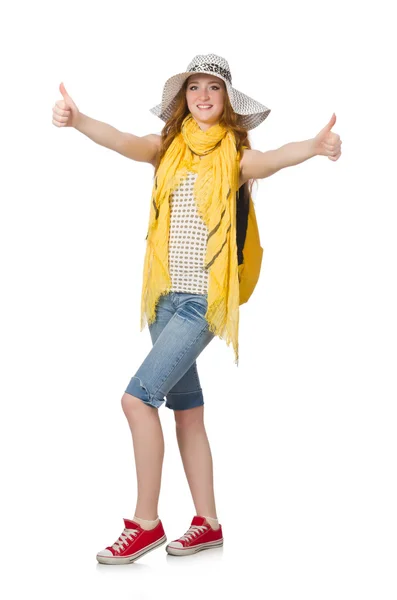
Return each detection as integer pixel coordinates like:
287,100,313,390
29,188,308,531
174,405,217,518
121,393,164,520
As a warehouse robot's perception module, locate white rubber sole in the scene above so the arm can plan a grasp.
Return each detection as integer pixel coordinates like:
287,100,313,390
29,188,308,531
96,534,167,565
166,539,223,556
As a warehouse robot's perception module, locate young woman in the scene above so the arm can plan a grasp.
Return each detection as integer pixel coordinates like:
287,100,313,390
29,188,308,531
52,53,341,565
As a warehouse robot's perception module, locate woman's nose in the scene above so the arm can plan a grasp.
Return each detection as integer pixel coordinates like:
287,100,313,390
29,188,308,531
198,90,210,101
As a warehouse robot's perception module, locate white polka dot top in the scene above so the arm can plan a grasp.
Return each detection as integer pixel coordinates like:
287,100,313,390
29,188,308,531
168,171,209,295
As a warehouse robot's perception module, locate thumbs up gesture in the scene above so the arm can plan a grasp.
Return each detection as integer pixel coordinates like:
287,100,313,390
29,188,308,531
313,113,342,161
52,82,80,128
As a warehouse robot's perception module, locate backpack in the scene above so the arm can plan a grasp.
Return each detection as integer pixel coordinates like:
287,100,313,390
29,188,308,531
236,182,264,305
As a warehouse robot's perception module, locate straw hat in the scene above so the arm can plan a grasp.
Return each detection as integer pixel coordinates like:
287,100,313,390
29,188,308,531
149,53,271,131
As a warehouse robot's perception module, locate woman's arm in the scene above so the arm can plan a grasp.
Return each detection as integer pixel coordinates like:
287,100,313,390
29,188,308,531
240,113,342,185
75,114,161,165
53,83,161,165
240,141,316,183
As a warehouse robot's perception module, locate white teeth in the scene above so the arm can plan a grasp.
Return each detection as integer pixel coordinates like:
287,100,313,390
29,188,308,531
198,105,212,109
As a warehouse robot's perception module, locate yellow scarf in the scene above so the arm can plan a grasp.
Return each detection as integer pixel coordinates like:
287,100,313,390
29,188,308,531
140,113,262,365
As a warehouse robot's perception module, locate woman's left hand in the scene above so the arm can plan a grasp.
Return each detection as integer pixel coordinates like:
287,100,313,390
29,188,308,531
313,113,342,161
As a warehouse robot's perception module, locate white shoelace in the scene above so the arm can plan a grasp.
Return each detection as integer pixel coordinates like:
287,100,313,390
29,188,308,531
179,524,208,542
112,527,140,551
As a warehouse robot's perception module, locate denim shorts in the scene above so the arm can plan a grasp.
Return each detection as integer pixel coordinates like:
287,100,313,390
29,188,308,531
124,292,215,411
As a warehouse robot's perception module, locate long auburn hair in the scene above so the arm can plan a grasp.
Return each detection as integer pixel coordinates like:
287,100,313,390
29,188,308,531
153,78,257,198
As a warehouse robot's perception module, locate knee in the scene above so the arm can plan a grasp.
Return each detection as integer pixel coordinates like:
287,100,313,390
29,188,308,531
121,392,149,416
174,405,204,429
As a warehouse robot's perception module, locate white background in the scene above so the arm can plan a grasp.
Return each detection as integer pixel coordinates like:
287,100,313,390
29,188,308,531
1,0,396,598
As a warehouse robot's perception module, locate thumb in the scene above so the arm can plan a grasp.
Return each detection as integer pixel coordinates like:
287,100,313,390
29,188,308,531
323,112,336,133
315,112,337,140
59,82,75,109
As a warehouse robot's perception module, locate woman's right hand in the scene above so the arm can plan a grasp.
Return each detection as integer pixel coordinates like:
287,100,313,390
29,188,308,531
52,82,80,128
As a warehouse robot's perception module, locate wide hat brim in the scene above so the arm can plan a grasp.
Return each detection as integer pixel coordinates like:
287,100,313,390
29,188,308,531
149,70,271,131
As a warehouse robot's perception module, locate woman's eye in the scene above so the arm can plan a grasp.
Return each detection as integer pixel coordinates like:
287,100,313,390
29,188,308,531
189,86,220,91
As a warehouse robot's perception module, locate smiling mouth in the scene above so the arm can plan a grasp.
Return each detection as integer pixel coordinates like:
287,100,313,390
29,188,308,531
197,105,213,110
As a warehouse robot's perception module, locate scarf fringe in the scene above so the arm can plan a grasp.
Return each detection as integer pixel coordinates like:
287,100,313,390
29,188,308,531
140,244,172,331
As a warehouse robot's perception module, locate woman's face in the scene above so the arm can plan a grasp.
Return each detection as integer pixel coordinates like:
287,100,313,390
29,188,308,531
185,74,226,131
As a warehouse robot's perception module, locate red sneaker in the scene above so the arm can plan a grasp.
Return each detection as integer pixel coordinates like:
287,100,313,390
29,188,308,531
96,518,167,564
166,516,223,556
